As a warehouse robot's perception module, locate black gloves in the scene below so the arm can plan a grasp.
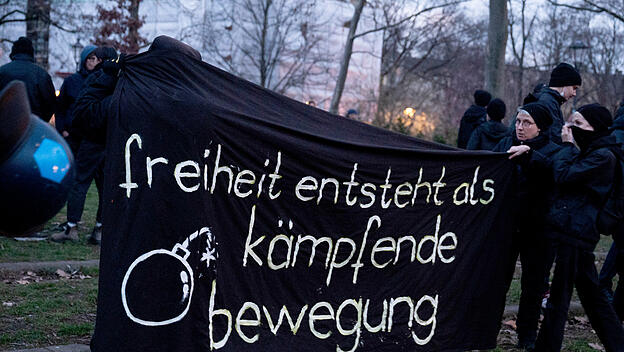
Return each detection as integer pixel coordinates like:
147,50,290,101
102,54,125,77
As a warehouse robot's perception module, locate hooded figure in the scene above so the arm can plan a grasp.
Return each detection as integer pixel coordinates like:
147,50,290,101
50,46,118,245
467,98,508,150
73,36,203,141
457,89,491,148
0,37,56,122
55,44,98,150
524,103,624,350
493,102,560,349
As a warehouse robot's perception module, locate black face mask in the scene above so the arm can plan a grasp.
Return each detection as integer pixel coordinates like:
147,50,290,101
570,126,597,150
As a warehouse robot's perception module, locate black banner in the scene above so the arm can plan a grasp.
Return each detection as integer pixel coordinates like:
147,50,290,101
92,49,515,351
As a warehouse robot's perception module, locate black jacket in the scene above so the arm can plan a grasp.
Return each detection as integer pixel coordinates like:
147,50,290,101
467,120,509,151
609,114,624,245
55,55,97,135
493,134,560,230
612,114,624,144
457,105,487,148
536,87,566,144
538,135,618,249
615,102,624,123
73,70,115,145
0,54,55,122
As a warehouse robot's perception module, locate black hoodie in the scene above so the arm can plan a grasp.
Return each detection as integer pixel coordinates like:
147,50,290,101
457,104,487,148
466,120,509,151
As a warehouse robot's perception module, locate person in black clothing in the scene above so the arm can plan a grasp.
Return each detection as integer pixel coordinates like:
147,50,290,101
513,103,624,351
457,89,491,148
509,64,581,145
494,102,560,350
598,100,624,321
55,45,98,153
0,37,55,122
467,98,508,150
73,36,202,138
50,47,115,245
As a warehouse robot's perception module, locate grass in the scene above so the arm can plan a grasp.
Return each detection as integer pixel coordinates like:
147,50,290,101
0,269,98,350
0,183,100,263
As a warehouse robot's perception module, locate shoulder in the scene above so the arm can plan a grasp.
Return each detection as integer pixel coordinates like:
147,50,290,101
493,136,512,152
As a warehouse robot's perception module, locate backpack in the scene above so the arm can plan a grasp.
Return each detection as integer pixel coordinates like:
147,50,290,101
597,146,624,234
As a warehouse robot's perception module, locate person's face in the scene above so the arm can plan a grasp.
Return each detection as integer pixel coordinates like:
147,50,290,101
85,54,101,71
561,85,579,101
515,112,540,140
568,111,594,131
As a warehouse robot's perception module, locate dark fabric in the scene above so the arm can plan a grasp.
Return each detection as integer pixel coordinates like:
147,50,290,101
9,37,34,59
548,63,582,87
88,47,517,351
570,126,610,152
0,54,55,122
55,46,97,135
615,102,624,121
457,105,487,148
493,134,560,227
535,241,624,351
72,70,112,144
577,103,613,133
474,89,492,107
486,98,505,121
66,140,104,223
538,136,617,249
514,231,552,345
466,120,509,151
150,35,202,60
521,102,552,131
494,133,559,345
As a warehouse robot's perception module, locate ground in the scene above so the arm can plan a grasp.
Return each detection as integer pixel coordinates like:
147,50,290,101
0,184,618,351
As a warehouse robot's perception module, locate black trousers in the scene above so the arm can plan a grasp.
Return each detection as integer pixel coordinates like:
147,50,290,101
66,140,105,224
504,228,551,344
535,240,624,352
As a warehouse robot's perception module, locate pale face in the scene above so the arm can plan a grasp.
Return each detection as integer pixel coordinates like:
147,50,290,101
561,85,579,101
85,54,101,71
515,112,540,141
568,111,594,131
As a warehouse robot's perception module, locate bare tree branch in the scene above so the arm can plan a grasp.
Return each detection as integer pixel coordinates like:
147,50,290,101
548,0,624,22
352,0,466,40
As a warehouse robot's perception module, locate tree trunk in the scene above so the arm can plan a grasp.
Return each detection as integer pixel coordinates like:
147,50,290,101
329,0,365,115
485,0,507,98
26,0,50,70
127,0,141,53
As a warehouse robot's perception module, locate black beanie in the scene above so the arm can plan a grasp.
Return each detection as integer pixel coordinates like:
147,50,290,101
577,103,612,132
549,63,582,87
520,102,552,131
487,98,506,121
474,90,492,107
9,37,34,60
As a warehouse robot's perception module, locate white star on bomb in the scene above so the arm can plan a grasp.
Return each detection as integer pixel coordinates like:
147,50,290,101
201,247,216,268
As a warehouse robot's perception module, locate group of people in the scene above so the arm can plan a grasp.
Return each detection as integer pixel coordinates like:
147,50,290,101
2,34,624,350
459,63,624,351
0,37,117,245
